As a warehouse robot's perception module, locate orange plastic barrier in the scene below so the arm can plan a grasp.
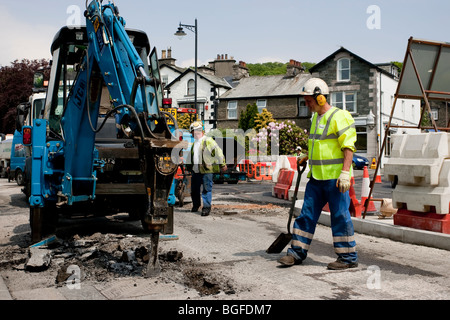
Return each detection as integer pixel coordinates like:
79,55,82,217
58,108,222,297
273,169,295,199
238,160,255,178
254,162,275,181
287,157,297,170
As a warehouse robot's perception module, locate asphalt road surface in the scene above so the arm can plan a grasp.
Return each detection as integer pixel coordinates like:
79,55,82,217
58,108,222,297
0,176,449,303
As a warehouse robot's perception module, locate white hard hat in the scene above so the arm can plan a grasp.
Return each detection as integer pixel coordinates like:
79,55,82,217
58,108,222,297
299,78,329,96
189,121,203,132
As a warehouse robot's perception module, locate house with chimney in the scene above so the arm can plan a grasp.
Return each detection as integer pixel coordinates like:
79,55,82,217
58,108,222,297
309,47,420,163
216,60,313,130
159,51,248,132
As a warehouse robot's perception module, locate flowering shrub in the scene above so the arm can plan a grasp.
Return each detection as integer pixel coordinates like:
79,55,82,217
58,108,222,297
252,120,308,156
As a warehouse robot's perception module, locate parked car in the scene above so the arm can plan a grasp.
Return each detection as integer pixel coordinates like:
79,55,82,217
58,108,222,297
352,154,369,170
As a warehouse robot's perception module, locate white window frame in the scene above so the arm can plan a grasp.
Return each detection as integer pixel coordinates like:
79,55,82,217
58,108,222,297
256,99,267,113
337,58,351,82
331,91,357,113
162,74,169,86
227,100,238,119
187,79,195,96
298,97,308,117
431,109,439,120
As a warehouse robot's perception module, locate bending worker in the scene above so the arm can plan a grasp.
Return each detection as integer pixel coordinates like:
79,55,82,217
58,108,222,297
278,78,358,270
186,121,227,216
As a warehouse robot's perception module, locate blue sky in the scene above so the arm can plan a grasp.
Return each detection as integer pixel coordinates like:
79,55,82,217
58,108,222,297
1,0,449,68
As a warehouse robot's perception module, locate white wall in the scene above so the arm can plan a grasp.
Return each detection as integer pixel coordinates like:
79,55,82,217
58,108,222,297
377,72,421,166
167,73,226,133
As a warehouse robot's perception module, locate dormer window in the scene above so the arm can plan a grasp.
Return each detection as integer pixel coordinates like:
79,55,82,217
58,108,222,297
337,58,351,81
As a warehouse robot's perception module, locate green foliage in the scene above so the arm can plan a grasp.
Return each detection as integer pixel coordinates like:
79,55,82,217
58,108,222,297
301,62,316,72
391,61,403,72
252,120,309,156
247,62,287,76
238,103,258,131
254,109,275,132
177,113,199,130
246,61,316,76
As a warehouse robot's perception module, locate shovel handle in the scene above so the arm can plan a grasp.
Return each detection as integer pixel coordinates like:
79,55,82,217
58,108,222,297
287,157,308,234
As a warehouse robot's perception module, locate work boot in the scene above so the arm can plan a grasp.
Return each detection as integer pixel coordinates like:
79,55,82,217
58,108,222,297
201,207,211,216
278,255,302,267
327,259,358,270
191,206,199,213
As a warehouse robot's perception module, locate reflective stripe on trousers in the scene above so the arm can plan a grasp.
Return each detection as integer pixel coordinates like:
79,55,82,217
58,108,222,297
287,178,358,264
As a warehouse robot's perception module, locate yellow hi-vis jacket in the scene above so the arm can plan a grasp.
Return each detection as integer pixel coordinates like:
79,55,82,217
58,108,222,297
308,106,357,180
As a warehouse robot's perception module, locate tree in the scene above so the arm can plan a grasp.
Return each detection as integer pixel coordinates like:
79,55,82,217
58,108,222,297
238,103,258,131
0,59,50,134
254,109,275,132
177,113,199,130
246,61,316,76
252,120,309,156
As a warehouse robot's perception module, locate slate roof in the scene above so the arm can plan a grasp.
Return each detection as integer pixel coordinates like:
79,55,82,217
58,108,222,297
165,68,232,89
219,73,312,100
310,47,398,79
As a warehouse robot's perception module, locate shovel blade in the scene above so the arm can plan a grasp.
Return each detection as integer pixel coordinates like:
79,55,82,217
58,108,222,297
266,233,292,254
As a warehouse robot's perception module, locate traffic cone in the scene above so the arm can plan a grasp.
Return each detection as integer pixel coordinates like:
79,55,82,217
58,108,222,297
349,175,361,218
374,171,382,183
361,166,376,212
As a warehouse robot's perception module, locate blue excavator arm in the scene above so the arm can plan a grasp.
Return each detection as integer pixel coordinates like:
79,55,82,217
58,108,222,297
26,0,186,275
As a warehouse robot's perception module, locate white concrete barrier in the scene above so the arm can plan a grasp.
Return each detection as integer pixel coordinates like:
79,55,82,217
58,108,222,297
384,133,449,186
385,132,450,214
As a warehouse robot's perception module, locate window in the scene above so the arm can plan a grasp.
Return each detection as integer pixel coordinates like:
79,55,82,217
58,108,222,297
227,101,238,119
337,58,351,81
431,109,439,120
187,79,195,96
355,126,367,151
298,97,308,117
256,99,267,113
331,92,357,113
162,74,168,86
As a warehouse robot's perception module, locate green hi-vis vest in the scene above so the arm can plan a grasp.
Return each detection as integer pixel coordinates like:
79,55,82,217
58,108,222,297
308,106,357,180
187,137,226,174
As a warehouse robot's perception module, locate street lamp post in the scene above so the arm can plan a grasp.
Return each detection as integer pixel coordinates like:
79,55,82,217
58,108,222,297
174,19,200,121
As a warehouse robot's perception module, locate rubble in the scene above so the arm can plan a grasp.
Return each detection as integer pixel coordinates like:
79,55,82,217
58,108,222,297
1,231,237,297
25,247,52,271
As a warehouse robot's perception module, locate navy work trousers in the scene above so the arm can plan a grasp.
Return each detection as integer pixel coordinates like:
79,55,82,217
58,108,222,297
287,178,358,264
191,172,213,209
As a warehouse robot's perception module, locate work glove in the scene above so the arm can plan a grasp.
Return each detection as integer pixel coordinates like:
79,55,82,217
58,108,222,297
337,170,351,193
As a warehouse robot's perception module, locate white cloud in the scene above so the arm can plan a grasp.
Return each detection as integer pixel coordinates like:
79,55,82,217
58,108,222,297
178,58,210,69
0,5,57,66
254,56,287,64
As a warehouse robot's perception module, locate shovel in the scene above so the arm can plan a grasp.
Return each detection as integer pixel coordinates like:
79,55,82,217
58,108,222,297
266,156,307,254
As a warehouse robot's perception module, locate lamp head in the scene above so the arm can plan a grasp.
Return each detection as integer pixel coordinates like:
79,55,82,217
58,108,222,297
174,25,187,39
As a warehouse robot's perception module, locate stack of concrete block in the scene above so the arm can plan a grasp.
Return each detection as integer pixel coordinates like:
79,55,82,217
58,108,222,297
384,132,450,214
